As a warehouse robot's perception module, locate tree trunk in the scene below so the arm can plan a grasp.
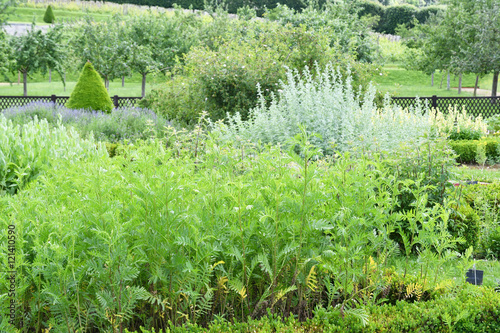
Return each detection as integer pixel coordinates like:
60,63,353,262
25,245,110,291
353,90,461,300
122,76,125,87
23,71,27,96
492,71,499,97
447,72,450,90
49,68,52,83
105,78,109,91
458,73,462,94
431,72,434,87
142,73,147,98
474,75,479,97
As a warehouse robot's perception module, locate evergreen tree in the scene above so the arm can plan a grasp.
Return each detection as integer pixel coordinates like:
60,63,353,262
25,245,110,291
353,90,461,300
66,61,114,113
43,5,55,24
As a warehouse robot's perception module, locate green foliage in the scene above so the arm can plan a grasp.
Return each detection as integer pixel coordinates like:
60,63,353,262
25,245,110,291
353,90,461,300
0,128,468,330
356,0,385,20
462,182,500,256
70,16,131,89
0,30,11,80
0,115,106,195
382,4,418,34
9,23,66,95
147,18,356,126
43,4,55,23
487,226,500,259
448,204,480,253
448,138,500,164
66,61,114,113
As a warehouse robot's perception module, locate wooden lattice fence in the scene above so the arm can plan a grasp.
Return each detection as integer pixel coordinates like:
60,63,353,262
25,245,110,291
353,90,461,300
0,95,142,111
391,95,500,118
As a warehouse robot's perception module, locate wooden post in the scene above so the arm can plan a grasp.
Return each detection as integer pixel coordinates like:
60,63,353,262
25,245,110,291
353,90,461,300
431,95,437,109
113,95,119,109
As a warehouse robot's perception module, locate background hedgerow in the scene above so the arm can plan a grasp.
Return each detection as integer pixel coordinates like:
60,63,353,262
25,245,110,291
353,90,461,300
2,102,170,143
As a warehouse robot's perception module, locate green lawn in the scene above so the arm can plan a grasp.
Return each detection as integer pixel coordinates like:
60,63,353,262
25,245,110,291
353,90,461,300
453,164,500,183
0,70,167,96
372,64,495,97
7,6,114,24
0,80,156,97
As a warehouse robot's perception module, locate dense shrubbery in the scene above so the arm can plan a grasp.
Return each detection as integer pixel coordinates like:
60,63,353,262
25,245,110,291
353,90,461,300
1,126,479,331
0,115,106,195
448,138,500,164
355,1,445,34
3,102,170,143
142,4,381,127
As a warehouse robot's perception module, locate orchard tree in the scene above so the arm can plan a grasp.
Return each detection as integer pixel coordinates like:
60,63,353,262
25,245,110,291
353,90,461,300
127,10,200,97
1,0,13,26
9,23,66,96
0,31,12,80
451,0,500,96
71,16,131,90
403,0,500,96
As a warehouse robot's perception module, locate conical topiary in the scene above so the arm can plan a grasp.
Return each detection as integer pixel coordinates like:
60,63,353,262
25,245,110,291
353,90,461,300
66,61,114,113
43,5,55,24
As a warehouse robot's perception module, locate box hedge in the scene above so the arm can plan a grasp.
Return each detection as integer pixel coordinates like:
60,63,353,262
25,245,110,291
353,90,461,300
448,138,500,164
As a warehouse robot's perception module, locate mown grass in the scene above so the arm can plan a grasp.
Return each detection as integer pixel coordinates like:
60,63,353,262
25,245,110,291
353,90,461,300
372,64,495,97
7,7,114,24
0,80,153,97
453,164,500,183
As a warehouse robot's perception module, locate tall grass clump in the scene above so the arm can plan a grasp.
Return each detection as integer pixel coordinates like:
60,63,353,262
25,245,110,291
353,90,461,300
3,102,170,143
0,115,107,195
223,64,433,156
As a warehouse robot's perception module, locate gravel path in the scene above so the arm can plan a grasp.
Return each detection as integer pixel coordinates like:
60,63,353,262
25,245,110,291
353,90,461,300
3,23,49,36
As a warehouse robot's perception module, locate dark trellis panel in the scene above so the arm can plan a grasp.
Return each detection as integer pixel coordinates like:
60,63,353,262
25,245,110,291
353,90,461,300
0,95,142,111
391,95,500,118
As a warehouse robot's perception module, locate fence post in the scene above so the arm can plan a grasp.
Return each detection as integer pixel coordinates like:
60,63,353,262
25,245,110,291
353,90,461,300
113,95,119,109
51,95,57,104
431,95,437,109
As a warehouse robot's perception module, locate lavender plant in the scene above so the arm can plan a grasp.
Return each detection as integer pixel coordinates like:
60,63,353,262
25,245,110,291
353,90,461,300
2,102,171,143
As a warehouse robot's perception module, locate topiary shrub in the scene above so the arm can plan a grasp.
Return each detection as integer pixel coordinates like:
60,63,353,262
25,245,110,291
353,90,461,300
43,5,55,24
448,204,480,254
66,61,114,113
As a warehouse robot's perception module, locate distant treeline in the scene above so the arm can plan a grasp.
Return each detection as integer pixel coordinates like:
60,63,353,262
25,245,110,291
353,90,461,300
80,0,443,34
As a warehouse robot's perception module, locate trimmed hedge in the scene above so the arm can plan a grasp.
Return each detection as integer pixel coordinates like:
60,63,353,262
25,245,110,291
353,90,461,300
123,286,500,332
354,2,445,34
448,138,500,164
